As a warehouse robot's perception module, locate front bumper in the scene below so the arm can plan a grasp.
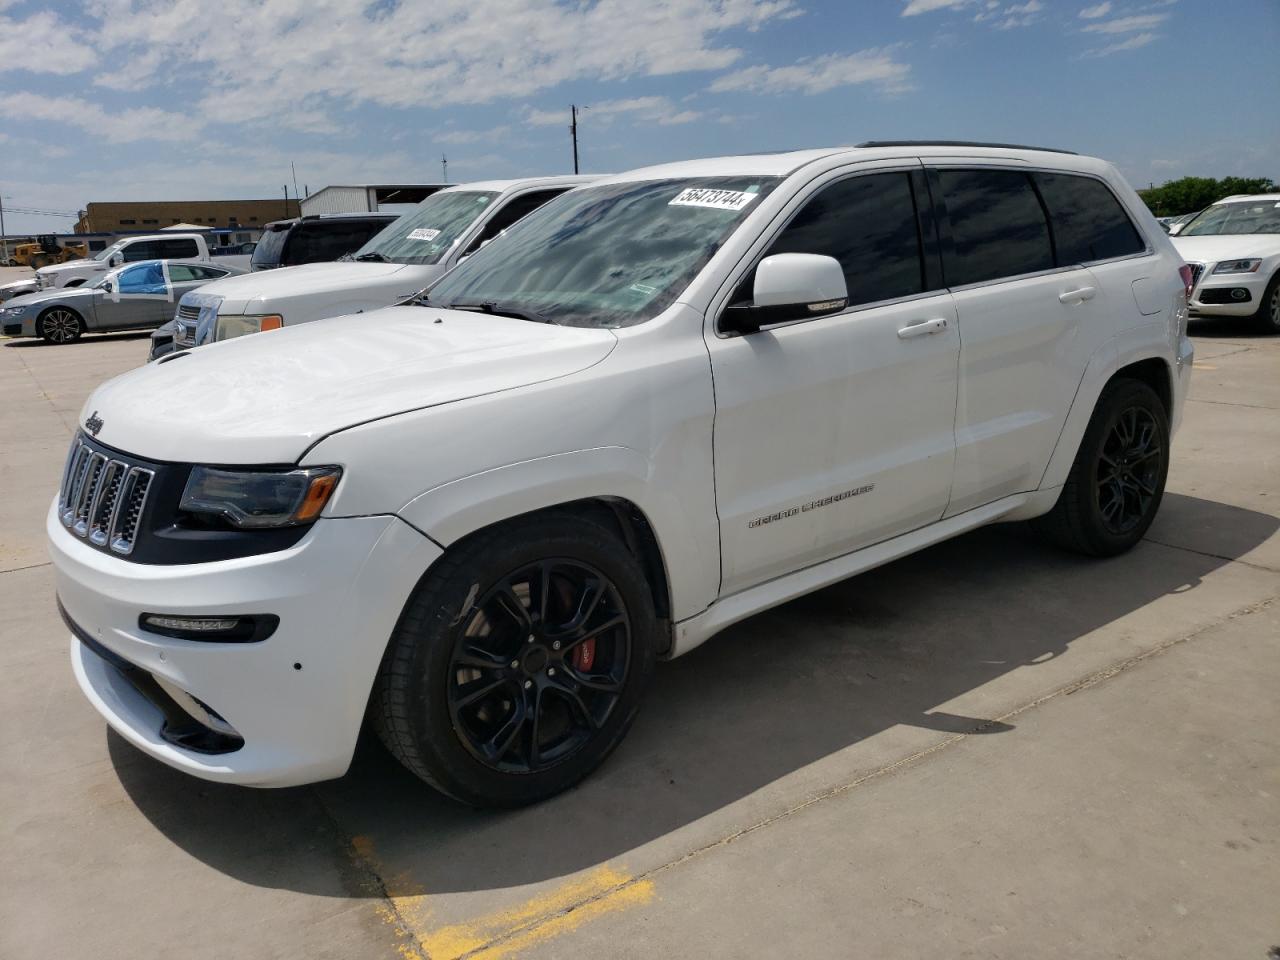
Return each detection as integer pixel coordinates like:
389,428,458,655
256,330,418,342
1189,272,1268,317
2,312,36,337
50,500,442,786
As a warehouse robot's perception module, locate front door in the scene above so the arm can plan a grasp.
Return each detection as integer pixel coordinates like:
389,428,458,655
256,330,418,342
705,168,960,595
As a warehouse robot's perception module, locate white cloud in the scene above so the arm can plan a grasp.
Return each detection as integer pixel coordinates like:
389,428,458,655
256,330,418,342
1082,30,1158,56
1078,2,1112,18
901,0,968,15
0,94,196,143
993,0,1043,29
67,0,802,132
526,97,702,128
0,11,98,75
436,125,514,145
1082,12,1168,32
709,48,913,96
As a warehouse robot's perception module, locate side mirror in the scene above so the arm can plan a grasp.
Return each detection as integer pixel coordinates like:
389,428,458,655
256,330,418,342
109,254,123,267
721,253,848,335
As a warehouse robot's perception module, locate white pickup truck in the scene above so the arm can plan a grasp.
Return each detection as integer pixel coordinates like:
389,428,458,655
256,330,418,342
36,234,249,290
172,177,596,348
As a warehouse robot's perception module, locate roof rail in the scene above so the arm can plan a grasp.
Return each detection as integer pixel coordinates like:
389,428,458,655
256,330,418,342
856,140,1078,155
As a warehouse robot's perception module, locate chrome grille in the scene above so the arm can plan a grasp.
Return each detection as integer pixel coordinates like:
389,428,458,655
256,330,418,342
58,436,154,556
174,304,200,348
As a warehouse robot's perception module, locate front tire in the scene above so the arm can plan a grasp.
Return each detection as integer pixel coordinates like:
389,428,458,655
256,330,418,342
372,513,658,807
1033,378,1169,556
38,307,83,344
1253,271,1280,334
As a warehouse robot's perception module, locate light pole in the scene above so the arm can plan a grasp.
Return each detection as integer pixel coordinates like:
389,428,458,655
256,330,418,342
570,105,580,174
0,194,9,265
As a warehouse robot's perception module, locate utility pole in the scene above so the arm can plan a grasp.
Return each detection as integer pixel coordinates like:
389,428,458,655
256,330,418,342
570,105,580,174
291,163,300,204
0,194,7,266
442,154,448,183
283,184,289,218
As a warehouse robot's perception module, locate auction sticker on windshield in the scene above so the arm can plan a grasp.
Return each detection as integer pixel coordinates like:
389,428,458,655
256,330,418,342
669,188,759,211
407,228,441,242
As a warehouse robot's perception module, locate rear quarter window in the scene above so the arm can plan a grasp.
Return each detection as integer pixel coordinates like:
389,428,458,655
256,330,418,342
1034,173,1145,264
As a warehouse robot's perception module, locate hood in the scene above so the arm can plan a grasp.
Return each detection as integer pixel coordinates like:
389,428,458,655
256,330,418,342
79,305,618,464
1171,233,1280,264
38,260,103,276
193,259,419,311
3,286,95,310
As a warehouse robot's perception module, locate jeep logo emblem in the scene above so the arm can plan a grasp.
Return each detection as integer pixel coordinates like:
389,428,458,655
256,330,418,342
85,411,104,437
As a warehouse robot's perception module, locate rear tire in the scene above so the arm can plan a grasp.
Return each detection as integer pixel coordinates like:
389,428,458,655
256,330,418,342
1033,378,1169,557
38,307,83,344
1253,271,1280,334
371,513,658,807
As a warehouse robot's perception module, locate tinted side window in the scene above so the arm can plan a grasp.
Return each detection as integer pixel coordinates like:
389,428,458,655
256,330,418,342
160,238,200,259
938,170,1053,286
763,172,924,307
286,221,388,264
1035,173,1144,264
465,190,567,254
122,240,162,262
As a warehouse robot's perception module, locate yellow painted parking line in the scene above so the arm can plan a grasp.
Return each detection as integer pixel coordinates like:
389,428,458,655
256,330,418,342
351,835,655,960
1193,363,1216,369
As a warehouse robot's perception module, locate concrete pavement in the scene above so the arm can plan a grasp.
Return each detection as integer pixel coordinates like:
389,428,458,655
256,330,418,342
1,317,1276,960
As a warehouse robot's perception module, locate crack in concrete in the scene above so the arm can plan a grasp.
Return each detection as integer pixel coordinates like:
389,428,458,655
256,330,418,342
0,561,52,575
8,343,79,437
1186,397,1280,411
1143,536,1280,574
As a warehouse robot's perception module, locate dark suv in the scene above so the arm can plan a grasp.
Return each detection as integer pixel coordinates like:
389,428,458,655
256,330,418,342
249,213,398,271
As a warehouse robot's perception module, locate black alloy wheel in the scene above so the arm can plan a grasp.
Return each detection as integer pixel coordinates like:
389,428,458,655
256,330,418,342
1095,405,1163,536
1033,377,1169,556
39,307,82,344
371,512,657,807
447,559,631,774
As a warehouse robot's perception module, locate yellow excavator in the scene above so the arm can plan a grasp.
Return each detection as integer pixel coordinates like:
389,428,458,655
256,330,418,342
10,235,90,269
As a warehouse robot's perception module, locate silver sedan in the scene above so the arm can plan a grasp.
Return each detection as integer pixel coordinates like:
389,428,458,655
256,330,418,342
0,260,246,344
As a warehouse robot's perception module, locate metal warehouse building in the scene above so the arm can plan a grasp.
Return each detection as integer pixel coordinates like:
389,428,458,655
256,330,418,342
299,184,448,216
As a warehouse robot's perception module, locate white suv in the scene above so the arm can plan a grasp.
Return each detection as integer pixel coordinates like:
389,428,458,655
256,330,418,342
49,142,1192,807
1170,194,1280,333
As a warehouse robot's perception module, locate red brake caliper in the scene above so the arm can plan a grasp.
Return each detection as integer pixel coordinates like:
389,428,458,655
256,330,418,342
572,638,596,672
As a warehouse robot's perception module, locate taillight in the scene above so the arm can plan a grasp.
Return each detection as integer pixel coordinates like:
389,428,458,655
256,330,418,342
1178,264,1194,300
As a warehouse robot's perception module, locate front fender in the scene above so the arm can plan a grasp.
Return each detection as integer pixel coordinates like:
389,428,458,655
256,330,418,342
398,446,719,623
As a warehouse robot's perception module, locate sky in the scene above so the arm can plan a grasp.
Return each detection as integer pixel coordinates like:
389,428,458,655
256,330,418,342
0,0,1277,235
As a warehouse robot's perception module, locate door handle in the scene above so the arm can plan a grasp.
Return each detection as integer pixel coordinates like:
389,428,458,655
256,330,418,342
1058,286,1097,304
897,317,949,339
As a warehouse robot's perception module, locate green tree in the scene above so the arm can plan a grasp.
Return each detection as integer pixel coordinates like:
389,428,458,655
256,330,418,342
1138,176,1277,217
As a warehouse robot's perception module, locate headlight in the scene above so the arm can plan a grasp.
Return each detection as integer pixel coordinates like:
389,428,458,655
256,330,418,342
180,466,341,529
0,305,25,318
1211,259,1262,274
214,313,285,342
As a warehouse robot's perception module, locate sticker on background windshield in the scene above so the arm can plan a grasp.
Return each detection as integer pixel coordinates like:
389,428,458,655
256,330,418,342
669,188,759,211
407,228,441,242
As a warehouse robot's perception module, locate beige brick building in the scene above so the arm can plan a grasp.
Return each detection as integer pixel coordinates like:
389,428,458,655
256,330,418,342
75,198,301,234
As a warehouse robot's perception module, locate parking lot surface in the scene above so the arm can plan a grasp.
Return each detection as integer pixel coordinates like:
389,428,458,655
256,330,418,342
2,311,1277,959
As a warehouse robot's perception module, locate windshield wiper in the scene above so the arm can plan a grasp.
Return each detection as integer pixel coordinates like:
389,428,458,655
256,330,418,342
446,300,552,324
354,251,388,262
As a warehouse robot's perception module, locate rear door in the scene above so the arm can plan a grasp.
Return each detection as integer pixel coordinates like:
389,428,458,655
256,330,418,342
705,165,960,594
930,166,1115,515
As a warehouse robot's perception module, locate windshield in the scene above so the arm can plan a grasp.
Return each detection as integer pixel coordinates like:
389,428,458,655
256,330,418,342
426,177,780,328
1180,200,1280,236
93,241,125,262
354,191,498,265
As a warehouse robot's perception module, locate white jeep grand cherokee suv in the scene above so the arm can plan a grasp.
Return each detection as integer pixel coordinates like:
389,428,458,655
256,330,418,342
1170,194,1280,333
49,142,1193,807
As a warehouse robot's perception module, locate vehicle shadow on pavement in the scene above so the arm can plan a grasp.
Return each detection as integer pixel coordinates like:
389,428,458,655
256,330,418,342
1187,318,1270,338
108,492,1278,896
4,331,151,348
